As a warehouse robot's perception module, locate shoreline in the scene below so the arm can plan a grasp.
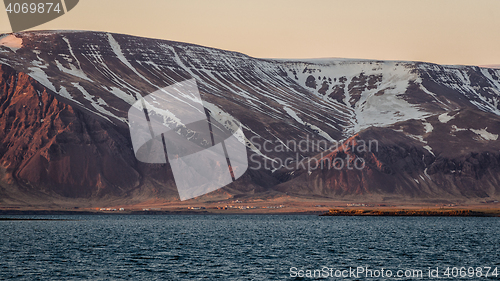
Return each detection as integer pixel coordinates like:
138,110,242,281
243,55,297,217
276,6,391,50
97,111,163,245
2,200,500,216
320,209,500,217
0,210,325,216
1,207,500,216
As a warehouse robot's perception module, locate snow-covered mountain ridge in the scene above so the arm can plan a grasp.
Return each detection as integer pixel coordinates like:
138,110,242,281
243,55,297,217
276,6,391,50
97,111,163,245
1,31,500,205
1,31,499,141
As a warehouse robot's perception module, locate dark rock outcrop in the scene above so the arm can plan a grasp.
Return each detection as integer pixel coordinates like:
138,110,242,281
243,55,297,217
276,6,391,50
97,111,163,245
0,64,143,197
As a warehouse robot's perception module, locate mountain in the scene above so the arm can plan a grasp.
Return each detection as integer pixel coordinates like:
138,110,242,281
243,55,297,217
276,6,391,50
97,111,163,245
0,31,500,207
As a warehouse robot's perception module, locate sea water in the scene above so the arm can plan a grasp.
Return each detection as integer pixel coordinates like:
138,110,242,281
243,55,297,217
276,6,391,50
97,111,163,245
0,215,499,280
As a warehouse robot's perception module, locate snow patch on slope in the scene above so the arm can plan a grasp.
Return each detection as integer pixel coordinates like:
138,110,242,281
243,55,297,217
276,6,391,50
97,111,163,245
438,112,455,123
82,44,142,100
27,52,81,105
55,59,93,82
421,64,500,116
451,125,468,133
470,128,498,141
422,121,433,133
107,86,137,105
283,107,335,142
57,86,77,103
72,82,121,122
284,60,429,134
0,35,22,52
423,145,434,156
28,65,55,92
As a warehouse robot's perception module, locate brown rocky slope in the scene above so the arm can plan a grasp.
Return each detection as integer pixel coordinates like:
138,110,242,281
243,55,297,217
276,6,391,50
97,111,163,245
0,64,177,206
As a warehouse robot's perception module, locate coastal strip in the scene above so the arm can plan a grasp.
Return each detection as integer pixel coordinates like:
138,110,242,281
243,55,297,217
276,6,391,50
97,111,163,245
320,209,500,217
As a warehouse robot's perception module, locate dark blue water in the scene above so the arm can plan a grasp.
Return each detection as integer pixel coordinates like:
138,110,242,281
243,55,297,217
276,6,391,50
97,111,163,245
0,215,499,280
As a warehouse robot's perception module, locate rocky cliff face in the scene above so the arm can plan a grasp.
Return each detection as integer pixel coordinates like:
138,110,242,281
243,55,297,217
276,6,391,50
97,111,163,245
0,31,500,206
0,64,140,200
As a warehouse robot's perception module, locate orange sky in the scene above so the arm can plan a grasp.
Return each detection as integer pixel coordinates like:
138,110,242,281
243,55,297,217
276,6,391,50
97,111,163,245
1,0,499,66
